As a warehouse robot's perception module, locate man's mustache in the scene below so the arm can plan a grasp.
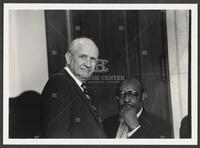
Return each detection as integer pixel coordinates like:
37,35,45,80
121,101,136,108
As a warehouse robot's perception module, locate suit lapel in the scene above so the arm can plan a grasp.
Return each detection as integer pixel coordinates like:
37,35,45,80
61,69,102,127
138,109,153,127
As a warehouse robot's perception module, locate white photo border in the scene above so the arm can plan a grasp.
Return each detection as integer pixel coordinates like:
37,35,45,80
3,3,198,145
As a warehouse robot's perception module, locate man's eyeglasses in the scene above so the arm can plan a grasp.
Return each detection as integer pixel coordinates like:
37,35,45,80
117,90,139,98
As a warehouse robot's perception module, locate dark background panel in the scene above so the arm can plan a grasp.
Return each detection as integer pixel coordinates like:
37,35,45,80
44,10,172,126
45,10,68,76
72,10,100,43
137,10,171,121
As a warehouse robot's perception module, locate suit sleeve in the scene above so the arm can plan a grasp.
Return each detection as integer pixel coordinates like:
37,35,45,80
41,75,73,138
129,125,158,138
129,117,171,138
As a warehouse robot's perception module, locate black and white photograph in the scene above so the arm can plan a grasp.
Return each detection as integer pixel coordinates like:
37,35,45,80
3,3,198,146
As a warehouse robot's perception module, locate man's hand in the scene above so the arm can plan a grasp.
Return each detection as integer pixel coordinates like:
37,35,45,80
121,104,139,130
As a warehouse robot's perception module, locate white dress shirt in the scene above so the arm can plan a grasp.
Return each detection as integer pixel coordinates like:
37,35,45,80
64,66,83,91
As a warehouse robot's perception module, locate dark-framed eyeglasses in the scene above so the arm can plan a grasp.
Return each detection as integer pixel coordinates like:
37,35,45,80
117,90,139,98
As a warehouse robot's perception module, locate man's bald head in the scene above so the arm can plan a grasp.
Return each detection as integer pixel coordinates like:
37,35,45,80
120,78,143,94
65,37,99,82
68,37,99,56
117,78,144,113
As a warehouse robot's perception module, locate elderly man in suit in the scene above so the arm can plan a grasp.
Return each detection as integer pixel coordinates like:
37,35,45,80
103,78,171,138
42,37,106,138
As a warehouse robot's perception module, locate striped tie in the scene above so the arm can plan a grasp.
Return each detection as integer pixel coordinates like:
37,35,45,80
81,84,103,125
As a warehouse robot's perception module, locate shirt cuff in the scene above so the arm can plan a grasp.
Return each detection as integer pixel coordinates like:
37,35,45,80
127,125,141,137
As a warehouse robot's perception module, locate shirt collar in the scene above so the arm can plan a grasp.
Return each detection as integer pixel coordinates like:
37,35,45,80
137,107,143,118
64,66,83,90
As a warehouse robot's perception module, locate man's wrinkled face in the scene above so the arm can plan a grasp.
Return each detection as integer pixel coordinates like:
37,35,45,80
66,41,98,82
118,82,143,113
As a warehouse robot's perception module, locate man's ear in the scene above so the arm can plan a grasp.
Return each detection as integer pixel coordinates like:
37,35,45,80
141,92,146,102
65,51,71,65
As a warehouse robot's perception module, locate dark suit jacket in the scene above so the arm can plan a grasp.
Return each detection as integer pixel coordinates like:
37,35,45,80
42,69,106,138
103,109,171,138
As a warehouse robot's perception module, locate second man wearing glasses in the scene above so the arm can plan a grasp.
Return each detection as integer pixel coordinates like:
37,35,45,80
103,78,171,138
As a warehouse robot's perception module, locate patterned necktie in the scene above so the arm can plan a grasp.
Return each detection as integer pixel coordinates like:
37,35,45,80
81,84,103,126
